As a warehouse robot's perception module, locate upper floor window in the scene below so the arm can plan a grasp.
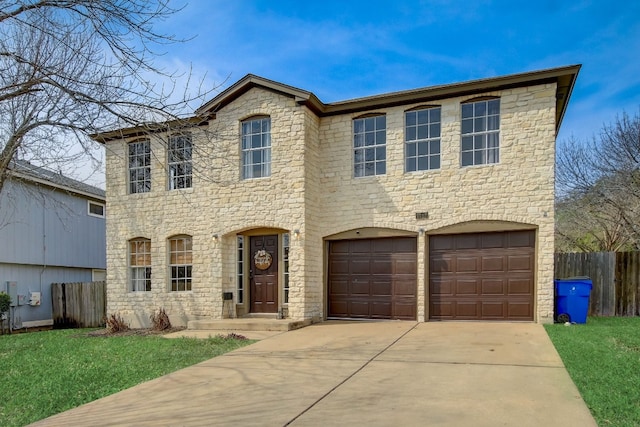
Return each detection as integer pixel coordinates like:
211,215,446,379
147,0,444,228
354,115,386,177
169,235,192,292
461,98,500,166
128,139,151,193
129,238,151,292
241,117,271,179
405,107,441,172
168,133,192,190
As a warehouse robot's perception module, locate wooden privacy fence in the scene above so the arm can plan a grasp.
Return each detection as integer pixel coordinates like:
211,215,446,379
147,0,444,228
52,281,106,328
554,252,640,316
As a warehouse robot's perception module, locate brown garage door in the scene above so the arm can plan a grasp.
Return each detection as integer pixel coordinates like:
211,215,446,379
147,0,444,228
429,230,535,321
328,237,417,320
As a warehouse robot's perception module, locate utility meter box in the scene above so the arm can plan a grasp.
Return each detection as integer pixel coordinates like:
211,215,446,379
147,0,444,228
17,294,28,306
6,281,17,306
29,292,41,306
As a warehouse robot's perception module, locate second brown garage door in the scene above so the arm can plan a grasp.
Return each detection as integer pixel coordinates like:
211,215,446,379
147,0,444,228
328,237,417,320
429,230,535,321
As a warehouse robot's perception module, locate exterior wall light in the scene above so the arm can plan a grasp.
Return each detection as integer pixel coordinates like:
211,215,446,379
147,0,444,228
293,229,300,238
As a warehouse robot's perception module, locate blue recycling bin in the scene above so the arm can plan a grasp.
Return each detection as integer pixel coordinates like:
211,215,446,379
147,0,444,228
554,278,592,324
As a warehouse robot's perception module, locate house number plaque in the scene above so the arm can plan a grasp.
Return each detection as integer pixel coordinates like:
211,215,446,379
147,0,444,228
254,249,273,270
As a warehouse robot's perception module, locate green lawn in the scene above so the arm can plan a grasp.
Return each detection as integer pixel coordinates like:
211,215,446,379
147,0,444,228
545,317,640,427
0,329,254,426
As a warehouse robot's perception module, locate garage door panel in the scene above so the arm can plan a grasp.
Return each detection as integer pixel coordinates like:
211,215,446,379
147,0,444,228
430,256,452,273
371,281,392,296
457,256,480,272
456,235,480,250
508,278,534,294
429,230,535,321
350,280,371,295
328,237,417,320
508,230,535,248
481,279,506,294
394,280,417,297
508,255,534,272
430,279,453,296
330,259,349,274
482,256,505,272
351,259,371,274
371,260,393,274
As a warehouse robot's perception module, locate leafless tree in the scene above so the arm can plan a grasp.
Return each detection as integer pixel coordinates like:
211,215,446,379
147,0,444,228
556,110,640,251
0,1,214,195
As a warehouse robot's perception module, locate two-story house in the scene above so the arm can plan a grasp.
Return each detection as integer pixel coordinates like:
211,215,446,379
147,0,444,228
0,160,106,329
97,65,580,328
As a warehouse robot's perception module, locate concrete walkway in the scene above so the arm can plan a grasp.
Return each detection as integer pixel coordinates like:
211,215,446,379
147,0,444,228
31,321,597,427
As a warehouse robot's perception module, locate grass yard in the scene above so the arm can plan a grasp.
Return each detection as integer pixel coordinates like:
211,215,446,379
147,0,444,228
0,329,254,426
545,317,640,427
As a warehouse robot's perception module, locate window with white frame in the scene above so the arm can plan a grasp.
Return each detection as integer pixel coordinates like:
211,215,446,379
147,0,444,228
169,235,192,291
128,139,151,193
283,233,290,304
129,238,151,292
405,107,441,172
237,235,244,303
168,133,192,190
353,115,386,177
87,200,105,218
461,98,500,166
241,117,271,179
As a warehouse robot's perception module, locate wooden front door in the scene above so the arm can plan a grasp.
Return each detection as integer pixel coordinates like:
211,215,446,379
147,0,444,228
250,235,278,313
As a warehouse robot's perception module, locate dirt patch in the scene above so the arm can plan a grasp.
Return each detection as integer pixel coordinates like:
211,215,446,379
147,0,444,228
86,327,186,337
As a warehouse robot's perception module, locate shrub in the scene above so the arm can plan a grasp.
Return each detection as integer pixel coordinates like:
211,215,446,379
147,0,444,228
150,308,171,331
0,292,10,315
105,313,129,333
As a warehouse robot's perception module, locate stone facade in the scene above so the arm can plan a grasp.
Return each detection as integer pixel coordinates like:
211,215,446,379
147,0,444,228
102,67,579,327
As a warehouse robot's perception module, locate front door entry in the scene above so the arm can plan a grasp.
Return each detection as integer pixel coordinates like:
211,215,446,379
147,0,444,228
250,235,278,313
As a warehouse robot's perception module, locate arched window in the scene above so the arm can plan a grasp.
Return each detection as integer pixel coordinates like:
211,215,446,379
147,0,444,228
129,238,151,291
353,114,386,177
405,106,441,172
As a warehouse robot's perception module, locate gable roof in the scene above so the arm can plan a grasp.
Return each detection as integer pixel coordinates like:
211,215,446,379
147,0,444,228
8,160,106,200
197,64,580,134
96,64,580,141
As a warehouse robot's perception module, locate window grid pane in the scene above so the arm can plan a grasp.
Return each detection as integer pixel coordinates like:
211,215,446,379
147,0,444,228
129,239,151,292
405,107,441,172
168,133,193,190
237,236,244,304
354,116,386,177
460,99,500,166
128,140,151,193
283,233,290,304
169,236,192,291
241,118,271,179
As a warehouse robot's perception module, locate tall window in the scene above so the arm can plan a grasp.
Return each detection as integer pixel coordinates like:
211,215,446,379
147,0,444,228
353,115,386,177
237,235,244,303
461,98,500,166
128,139,151,193
283,233,290,304
168,133,192,190
241,117,271,179
130,238,151,292
169,235,192,292
405,107,441,172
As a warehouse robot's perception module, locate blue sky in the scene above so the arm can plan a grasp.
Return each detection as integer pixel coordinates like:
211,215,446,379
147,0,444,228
159,0,639,143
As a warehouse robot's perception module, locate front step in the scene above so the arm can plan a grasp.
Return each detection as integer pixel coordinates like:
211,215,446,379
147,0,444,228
187,318,312,332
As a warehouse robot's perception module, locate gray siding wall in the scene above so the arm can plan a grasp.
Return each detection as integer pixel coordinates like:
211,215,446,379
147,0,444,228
0,179,106,269
0,263,94,325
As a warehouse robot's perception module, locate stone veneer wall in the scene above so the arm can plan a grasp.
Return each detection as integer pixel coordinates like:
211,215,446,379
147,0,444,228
105,82,557,327
316,83,557,322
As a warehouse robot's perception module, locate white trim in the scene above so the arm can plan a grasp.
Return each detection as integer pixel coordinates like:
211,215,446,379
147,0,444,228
87,200,106,218
22,319,54,328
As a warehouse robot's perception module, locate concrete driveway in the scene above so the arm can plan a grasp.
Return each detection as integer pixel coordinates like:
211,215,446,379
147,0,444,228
31,321,596,427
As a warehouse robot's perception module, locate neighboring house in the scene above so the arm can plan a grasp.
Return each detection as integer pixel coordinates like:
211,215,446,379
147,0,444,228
96,65,580,328
0,160,106,329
